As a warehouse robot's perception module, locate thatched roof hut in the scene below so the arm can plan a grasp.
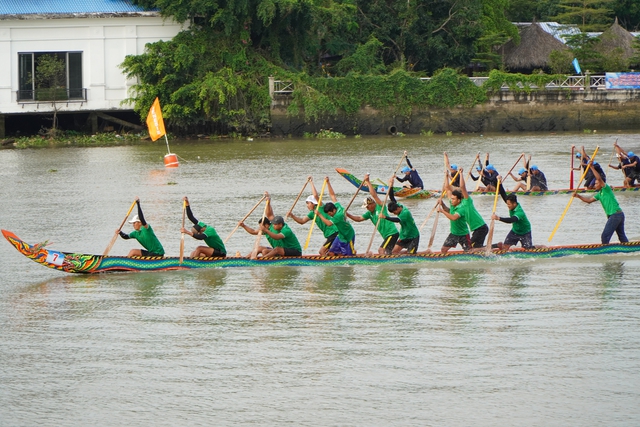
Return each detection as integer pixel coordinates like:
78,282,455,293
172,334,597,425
501,22,570,73
594,18,635,60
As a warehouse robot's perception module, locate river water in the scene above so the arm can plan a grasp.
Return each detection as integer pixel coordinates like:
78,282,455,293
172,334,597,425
1,132,640,426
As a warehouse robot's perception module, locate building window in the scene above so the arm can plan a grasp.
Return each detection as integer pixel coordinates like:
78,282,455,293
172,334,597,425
18,52,84,102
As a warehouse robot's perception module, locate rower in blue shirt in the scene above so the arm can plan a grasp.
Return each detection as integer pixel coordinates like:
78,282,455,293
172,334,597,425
395,151,424,189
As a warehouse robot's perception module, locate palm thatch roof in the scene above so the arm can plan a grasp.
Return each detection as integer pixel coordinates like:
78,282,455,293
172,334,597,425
594,18,635,59
501,22,569,71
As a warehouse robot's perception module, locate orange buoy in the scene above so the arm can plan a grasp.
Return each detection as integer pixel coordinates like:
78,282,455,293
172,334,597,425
164,153,179,168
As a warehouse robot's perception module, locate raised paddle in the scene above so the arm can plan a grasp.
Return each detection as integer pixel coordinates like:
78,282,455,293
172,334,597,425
286,177,312,218
179,199,186,265
525,155,532,190
474,153,489,191
466,152,480,182
484,178,501,255
570,145,575,190
250,198,270,259
548,146,599,243
503,153,525,185
103,199,137,256
426,174,450,251
224,195,267,244
303,178,327,250
365,153,407,254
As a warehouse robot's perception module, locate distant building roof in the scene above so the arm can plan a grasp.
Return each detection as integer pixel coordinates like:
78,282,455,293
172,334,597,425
0,0,152,16
514,22,581,44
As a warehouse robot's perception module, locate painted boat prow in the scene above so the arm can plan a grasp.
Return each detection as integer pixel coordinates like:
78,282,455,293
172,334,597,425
4,229,640,275
335,168,436,199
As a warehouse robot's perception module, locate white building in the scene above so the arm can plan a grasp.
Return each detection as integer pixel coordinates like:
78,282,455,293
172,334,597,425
0,0,184,137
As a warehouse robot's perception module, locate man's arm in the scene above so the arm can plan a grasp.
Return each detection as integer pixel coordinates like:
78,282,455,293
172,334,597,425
364,175,383,205
240,222,259,235
289,213,311,225
326,177,338,203
136,198,148,228
458,168,468,198
590,162,605,187
184,197,198,226
574,193,597,204
262,227,284,240
346,212,366,222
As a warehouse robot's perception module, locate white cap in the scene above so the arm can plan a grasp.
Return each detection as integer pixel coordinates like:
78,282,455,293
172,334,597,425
305,195,318,205
128,215,141,223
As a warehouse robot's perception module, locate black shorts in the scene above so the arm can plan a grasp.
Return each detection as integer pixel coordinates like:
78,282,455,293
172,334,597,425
282,247,302,257
470,224,489,248
397,236,420,254
443,233,470,250
210,248,226,258
380,233,399,254
322,232,339,249
140,250,163,257
504,230,533,249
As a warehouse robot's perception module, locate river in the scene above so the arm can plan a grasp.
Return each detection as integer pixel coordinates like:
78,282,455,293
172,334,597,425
1,132,640,426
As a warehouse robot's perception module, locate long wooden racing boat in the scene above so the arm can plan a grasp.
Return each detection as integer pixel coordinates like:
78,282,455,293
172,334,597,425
4,229,640,274
336,168,640,198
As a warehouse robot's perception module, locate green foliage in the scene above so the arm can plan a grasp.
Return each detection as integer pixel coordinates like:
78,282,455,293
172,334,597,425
421,129,434,136
288,68,486,122
549,49,575,74
484,70,568,93
335,37,386,76
553,0,615,32
304,129,346,139
630,36,640,68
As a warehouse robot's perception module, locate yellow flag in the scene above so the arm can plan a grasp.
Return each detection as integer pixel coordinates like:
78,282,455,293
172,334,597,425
146,97,166,141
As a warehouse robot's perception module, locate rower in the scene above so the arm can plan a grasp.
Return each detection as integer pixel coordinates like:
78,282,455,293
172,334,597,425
395,151,424,189
118,197,165,257
382,180,420,254
180,196,226,258
491,189,534,250
316,177,357,256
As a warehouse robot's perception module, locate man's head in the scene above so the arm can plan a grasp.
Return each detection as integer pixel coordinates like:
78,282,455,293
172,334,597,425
388,201,401,214
531,165,539,174
323,202,337,217
271,215,285,231
401,166,411,175
628,151,635,158
129,215,142,230
506,193,518,210
450,189,463,206
450,164,458,173
258,217,271,226
305,195,318,210
362,196,376,212
518,168,527,176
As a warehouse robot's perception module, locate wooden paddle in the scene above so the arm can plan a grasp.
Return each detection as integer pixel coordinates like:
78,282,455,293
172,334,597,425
344,175,368,213
250,198,270,259
466,152,480,182
503,153,525,185
286,177,312,218
303,178,328,250
484,178,501,255
426,174,450,251
103,199,137,256
548,146,599,242
525,155,532,190
224,195,267,244
474,153,489,191
570,145,575,190
365,153,407,254
179,200,186,265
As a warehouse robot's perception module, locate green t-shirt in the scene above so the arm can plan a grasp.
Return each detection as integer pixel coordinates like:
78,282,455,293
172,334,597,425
331,202,355,242
265,225,280,248
129,224,165,256
396,204,420,240
593,184,622,216
197,221,226,254
307,208,338,238
463,197,486,231
509,203,531,235
362,204,398,238
275,223,302,251
449,202,470,236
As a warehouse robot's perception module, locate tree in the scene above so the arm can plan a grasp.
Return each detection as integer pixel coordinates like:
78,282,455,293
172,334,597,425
34,54,66,135
553,0,615,31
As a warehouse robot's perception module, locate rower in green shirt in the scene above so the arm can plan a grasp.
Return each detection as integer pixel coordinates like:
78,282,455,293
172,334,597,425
118,197,165,257
575,163,628,244
346,174,399,255
491,190,533,250
438,184,471,254
317,177,356,255
287,176,338,255
383,177,420,254
180,197,226,258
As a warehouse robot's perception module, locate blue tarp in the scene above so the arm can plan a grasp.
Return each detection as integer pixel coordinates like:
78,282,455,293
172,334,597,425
0,0,148,15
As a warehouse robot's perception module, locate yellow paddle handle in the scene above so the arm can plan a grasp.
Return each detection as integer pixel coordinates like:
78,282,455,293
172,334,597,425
304,179,327,250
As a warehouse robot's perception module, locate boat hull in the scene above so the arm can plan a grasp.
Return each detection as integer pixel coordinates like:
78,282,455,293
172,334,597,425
336,168,640,197
4,229,640,274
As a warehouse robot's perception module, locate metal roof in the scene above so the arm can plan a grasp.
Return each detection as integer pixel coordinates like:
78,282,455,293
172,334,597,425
0,0,149,15
514,22,582,44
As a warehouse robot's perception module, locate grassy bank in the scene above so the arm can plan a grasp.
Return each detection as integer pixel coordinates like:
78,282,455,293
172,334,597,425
2,132,148,149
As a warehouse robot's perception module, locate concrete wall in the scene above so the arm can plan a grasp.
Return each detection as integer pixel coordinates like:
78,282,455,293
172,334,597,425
0,14,183,115
270,89,640,136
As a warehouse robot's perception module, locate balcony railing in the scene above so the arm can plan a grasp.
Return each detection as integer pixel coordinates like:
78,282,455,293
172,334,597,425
17,88,88,104
270,75,609,97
